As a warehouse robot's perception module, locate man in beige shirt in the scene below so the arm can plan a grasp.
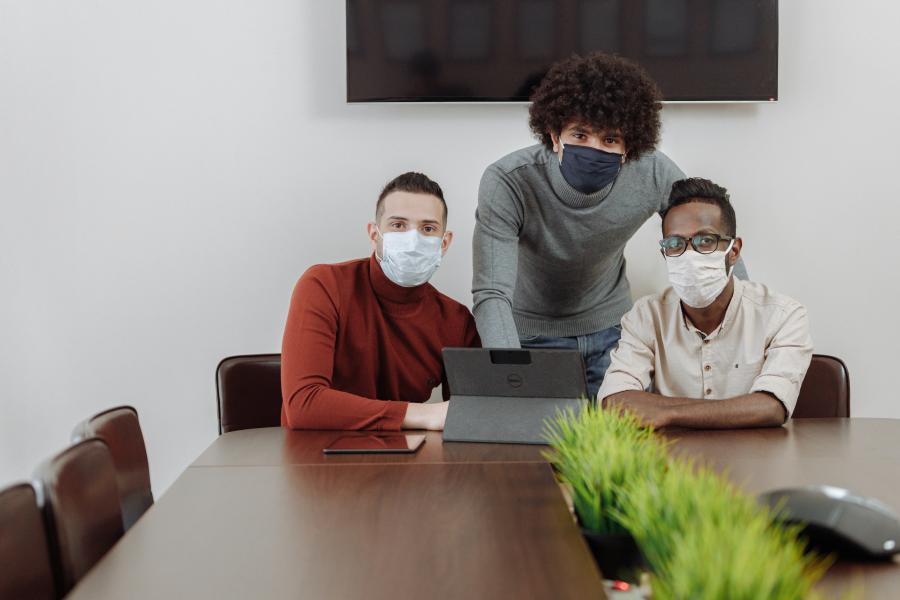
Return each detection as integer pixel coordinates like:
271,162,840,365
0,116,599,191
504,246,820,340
598,178,813,429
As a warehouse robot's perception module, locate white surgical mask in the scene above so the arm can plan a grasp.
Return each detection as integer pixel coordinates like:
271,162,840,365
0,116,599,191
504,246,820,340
376,227,443,287
665,240,735,308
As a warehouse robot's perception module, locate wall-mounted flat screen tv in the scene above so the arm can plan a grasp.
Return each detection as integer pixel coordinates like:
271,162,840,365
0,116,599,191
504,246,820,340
346,0,778,103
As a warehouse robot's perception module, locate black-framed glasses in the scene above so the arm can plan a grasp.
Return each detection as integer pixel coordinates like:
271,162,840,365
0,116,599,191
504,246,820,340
659,233,734,257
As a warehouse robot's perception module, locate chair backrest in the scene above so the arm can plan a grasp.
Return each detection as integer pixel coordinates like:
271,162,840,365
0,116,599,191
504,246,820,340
72,406,153,531
35,438,124,596
216,354,283,434
0,483,57,600
793,354,850,418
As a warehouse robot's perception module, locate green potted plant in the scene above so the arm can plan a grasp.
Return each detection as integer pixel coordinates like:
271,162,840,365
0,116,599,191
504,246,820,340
543,406,668,580
617,459,836,599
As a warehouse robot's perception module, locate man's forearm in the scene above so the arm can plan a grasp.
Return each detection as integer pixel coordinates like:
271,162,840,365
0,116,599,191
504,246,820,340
472,208,521,348
472,296,521,348
664,393,786,429
604,390,706,409
604,390,786,429
283,385,408,431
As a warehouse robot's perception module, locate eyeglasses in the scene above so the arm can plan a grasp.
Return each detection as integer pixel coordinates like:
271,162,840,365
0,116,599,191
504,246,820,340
659,233,734,257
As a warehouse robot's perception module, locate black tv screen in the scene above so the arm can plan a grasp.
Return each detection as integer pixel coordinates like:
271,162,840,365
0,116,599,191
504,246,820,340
346,0,778,102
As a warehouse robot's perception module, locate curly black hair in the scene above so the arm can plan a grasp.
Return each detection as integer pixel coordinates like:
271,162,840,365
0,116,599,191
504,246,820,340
528,53,662,161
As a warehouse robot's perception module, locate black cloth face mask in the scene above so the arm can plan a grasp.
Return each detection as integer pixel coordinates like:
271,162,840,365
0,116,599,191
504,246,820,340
559,143,624,195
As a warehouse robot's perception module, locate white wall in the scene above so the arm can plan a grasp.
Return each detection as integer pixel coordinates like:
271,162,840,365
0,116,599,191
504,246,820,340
2,0,898,493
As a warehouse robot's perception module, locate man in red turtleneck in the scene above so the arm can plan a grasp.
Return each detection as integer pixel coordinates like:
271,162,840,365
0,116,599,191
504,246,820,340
280,172,480,431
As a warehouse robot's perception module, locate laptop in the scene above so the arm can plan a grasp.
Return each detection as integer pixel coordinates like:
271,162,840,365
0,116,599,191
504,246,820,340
442,348,589,445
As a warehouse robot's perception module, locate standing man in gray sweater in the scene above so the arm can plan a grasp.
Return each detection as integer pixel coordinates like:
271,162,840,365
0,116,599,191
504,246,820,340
472,53,746,398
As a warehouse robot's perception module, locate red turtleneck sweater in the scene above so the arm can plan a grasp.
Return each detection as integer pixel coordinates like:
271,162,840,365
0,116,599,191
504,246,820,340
280,254,480,430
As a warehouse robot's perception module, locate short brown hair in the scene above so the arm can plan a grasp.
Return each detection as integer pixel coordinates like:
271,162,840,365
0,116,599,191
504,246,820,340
376,172,448,224
528,53,662,161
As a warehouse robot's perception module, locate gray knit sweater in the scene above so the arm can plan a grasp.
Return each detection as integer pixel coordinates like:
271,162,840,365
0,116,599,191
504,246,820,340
471,144,747,347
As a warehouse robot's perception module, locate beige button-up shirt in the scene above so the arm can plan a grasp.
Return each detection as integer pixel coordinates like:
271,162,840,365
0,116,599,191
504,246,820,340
597,279,813,417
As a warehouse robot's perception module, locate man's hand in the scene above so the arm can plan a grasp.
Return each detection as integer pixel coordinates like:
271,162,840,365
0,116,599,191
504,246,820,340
603,393,673,429
402,401,450,431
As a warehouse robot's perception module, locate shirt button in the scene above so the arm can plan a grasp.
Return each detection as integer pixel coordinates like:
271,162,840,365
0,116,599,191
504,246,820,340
703,339,710,344
704,365,711,371
705,388,712,395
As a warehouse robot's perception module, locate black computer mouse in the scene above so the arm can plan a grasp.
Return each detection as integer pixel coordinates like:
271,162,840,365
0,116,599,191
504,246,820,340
758,485,900,559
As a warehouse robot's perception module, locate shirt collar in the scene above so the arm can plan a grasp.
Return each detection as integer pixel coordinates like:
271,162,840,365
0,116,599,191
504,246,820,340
720,277,744,331
681,277,745,340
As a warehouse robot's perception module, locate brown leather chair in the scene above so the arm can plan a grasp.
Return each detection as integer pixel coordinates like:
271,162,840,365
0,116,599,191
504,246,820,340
71,406,154,531
216,354,283,434
793,354,850,418
35,438,124,596
0,483,57,600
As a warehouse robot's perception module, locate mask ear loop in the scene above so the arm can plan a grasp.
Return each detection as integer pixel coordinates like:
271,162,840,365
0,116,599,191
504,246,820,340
723,238,736,276
373,224,384,261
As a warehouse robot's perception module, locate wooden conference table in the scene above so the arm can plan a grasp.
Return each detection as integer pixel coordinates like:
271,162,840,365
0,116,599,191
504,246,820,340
68,419,900,599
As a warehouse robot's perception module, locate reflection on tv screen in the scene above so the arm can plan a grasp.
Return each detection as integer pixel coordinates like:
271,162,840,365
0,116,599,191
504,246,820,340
346,0,778,102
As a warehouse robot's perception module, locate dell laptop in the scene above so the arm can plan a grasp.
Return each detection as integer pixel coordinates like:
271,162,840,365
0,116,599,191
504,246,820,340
442,348,589,445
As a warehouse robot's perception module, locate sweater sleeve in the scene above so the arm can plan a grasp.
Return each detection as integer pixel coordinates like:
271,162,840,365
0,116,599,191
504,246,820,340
472,165,525,348
280,267,408,431
653,150,687,215
461,309,483,349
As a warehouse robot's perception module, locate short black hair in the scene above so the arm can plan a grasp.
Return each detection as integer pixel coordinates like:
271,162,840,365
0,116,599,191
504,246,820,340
663,178,737,237
376,172,448,225
528,53,662,161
